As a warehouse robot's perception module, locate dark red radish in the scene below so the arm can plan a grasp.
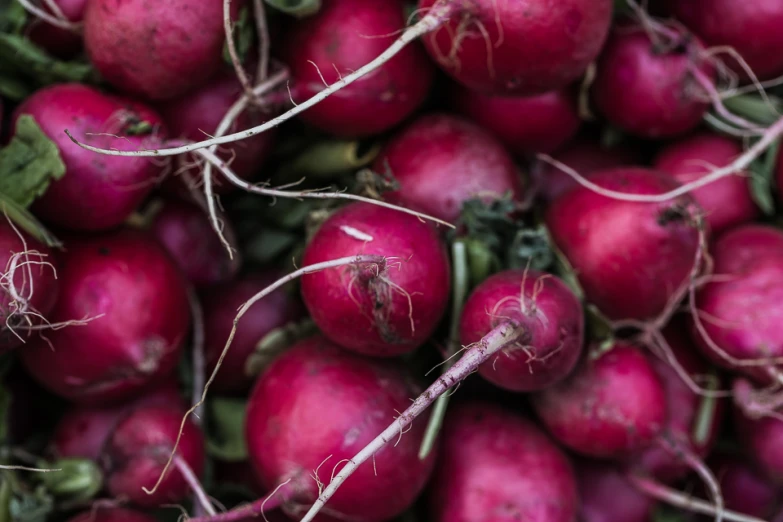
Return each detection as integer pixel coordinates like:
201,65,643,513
0,219,59,352
280,0,434,137
430,401,578,522
27,0,85,59
245,335,437,522
148,198,240,288
300,202,450,357
12,83,166,231
458,269,584,392
592,24,714,139
419,0,613,96
202,271,305,394
20,229,190,405
669,0,783,81
710,454,781,519
101,404,205,507
532,343,667,458
735,399,783,486
534,136,641,202
654,133,757,233
545,167,702,321
691,225,783,382
373,113,523,223
450,85,580,156
577,459,655,522
66,506,158,522
51,380,185,461
84,0,240,100
158,70,276,194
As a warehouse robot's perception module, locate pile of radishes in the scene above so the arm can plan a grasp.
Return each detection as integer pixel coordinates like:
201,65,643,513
4,0,783,521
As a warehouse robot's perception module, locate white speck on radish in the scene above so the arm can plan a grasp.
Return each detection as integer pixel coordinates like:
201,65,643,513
340,226,374,242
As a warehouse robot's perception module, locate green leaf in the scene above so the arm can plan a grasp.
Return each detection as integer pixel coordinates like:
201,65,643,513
723,94,783,125
749,136,780,215
0,476,11,522
0,195,60,248
264,0,321,17
0,0,28,34
8,486,53,522
206,397,248,461
507,224,554,271
0,115,66,208
40,459,102,502
222,5,254,65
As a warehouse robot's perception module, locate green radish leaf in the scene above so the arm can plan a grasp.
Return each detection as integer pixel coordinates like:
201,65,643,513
0,0,28,34
222,5,254,65
8,486,53,522
748,136,780,215
264,0,321,17
206,397,249,461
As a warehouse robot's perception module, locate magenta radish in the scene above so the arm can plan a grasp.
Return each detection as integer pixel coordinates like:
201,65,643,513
202,271,305,394
450,85,581,156
532,343,667,458
51,380,185,461
735,395,783,486
66,507,159,522
373,113,524,223
148,198,241,288
691,224,783,382
430,401,578,522
300,202,450,356
592,23,714,138
545,167,702,321
419,0,613,95
280,0,434,137
83,0,240,100
27,0,85,58
245,335,437,522
158,69,277,194
669,0,783,81
101,404,205,507
710,454,782,519
12,83,167,231
577,459,655,522
458,268,584,392
20,229,190,405
654,132,758,233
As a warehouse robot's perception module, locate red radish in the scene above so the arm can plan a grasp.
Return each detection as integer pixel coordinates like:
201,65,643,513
532,343,667,458
20,229,190,405
373,113,523,223
300,202,450,357
101,404,205,507
691,224,783,382
654,133,758,233
51,380,184,461
545,167,702,321
430,401,579,522
12,83,166,231
735,398,783,486
534,136,641,202
592,24,714,139
280,0,434,137
419,0,613,96
450,85,581,156
83,0,241,100
577,459,655,522
202,271,305,394
0,219,59,352
245,335,437,522
458,268,584,392
710,454,781,519
149,198,241,288
27,0,85,58
158,70,276,194
669,0,783,81
66,507,158,522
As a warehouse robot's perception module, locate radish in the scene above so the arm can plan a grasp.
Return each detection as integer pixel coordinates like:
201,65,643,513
244,335,437,522
20,229,191,405
27,0,85,59
532,343,667,458
577,459,655,522
101,404,205,507
51,380,185,461
654,132,758,233
419,0,613,95
458,268,584,392
430,401,579,522
449,85,581,156
691,224,783,383
280,0,434,137
669,0,783,81
12,83,167,231
202,271,305,394
373,113,524,223
158,69,276,194
545,167,702,321
300,201,450,356
592,22,714,139
149,198,241,288
66,507,158,522
83,0,240,100
711,454,782,519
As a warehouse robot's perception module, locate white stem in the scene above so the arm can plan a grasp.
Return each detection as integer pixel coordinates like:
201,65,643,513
187,287,206,424
173,455,215,516
16,0,81,30
253,0,270,81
